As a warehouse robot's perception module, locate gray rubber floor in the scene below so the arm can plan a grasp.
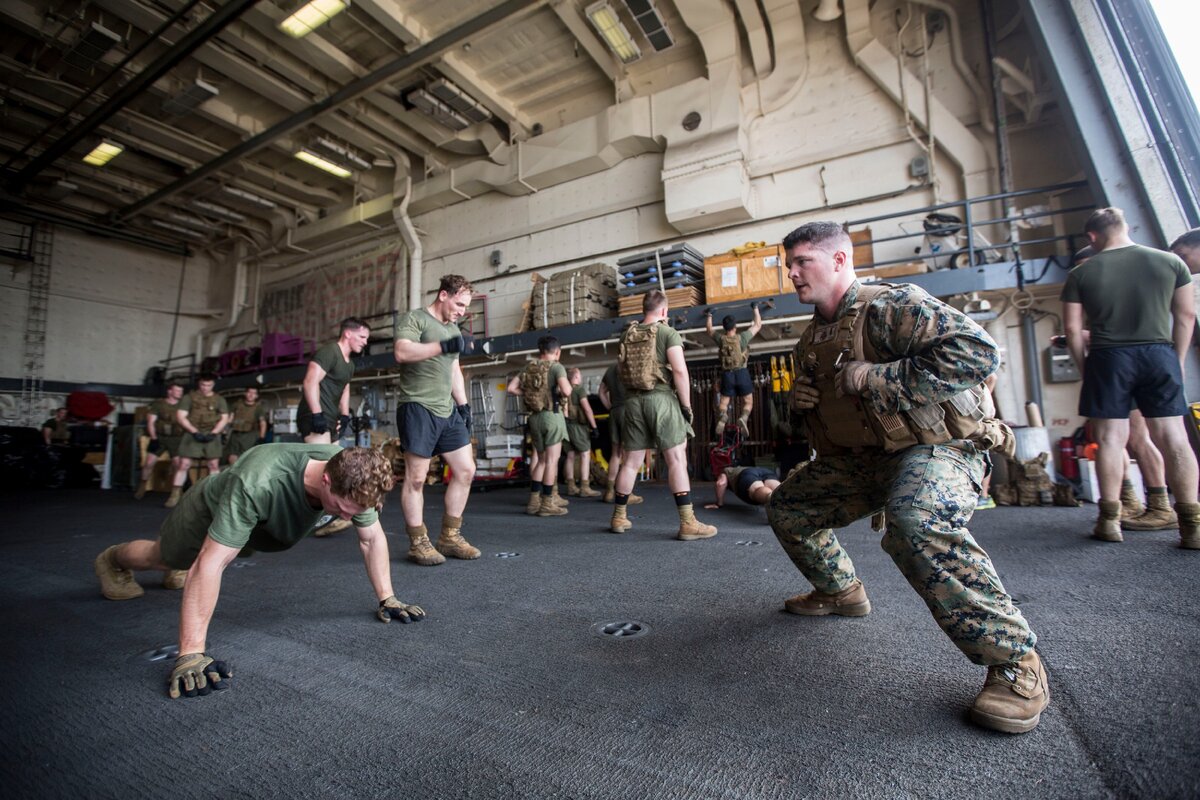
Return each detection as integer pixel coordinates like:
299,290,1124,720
3,484,1199,799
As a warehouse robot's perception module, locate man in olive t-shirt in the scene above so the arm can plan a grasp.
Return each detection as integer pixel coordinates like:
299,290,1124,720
507,336,574,517
392,274,480,567
1061,207,1199,548
598,362,642,505
134,381,184,500
563,367,601,498
225,387,269,465
94,444,423,699
167,375,230,509
300,317,370,444
705,302,763,437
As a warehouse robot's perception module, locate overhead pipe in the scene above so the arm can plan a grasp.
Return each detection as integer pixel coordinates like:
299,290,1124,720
393,155,423,313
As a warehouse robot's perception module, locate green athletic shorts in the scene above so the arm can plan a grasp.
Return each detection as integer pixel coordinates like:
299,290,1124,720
225,431,260,458
157,435,183,458
158,477,215,570
178,432,223,460
622,391,691,451
566,421,590,453
609,406,624,449
529,410,567,452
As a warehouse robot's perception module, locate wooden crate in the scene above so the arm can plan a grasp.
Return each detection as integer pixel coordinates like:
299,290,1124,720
850,227,874,268
857,261,930,282
703,245,785,303
618,285,703,316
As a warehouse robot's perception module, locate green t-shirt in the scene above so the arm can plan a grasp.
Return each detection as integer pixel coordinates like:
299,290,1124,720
300,342,354,422
148,399,180,437
42,418,69,442
601,364,625,409
178,392,229,432
1060,244,1192,349
569,384,587,425
395,309,462,417
201,443,377,552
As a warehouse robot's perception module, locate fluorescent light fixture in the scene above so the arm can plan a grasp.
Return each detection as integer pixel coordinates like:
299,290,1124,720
192,199,246,222
427,79,491,124
162,78,219,117
150,219,206,239
279,0,349,39
407,88,471,131
82,140,124,166
586,1,641,64
295,150,353,178
623,0,674,52
63,21,123,71
221,185,277,209
310,137,373,171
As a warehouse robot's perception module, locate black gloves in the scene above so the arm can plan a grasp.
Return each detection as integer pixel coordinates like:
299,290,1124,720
440,333,476,356
191,432,214,443
704,308,713,317
168,653,233,699
680,406,694,425
147,439,163,455
337,415,352,438
589,426,600,441
377,596,425,623
309,413,328,434
256,437,266,445
457,403,472,430
750,300,759,311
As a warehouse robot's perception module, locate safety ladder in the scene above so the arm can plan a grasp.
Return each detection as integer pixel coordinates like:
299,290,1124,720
20,223,52,426
469,378,497,437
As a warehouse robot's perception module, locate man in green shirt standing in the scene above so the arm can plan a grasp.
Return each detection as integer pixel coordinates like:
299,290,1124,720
167,375,230,509
611,289,717,541
705,303,763,437
134,381,184,499
94,444,422,699
598,362,642,505
41,407,70,446
563,367,601,498
224,387,269,465
1062,207,1200,547
300,317,370,445
392,274,480,566
507,336,574,517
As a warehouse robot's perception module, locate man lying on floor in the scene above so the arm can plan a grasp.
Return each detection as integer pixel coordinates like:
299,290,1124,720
705,465,782,510
94,444,424,699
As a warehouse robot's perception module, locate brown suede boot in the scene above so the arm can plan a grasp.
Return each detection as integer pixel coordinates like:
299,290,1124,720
784,579,871,616
610,505,632,533
551,487,569,507
602,483,616,503
525,492,541,515
407,525,446,566
970,650,1050,734
164,486,182,509
537,494,568,516
566,480,580,496
162,569,187,590
1092,500,1123,542
1176,502,1200,549
94,545,144,600
1119,480,1144,520
676,504,717,541
579,483,602,498
435,514,481,559
134,479,148,500
1123,490,1179,530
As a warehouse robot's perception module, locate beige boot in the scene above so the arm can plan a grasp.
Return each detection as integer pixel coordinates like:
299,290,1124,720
610,505,632,533
737,413,751,437
970,650,1050,734
602,483,616,503
406,525,446,566
784,579,871,616
626,492,644,505
1123,490,1179,530
1119,481,1145,520
435,514,481,559
566,480,580,496
94,545,144,600
1176,502,1200,549
134,479,148,500
164,486,182,509
550,487,569,507
537,494,568,516
525,492,541,515
313,518,353,538
579,483,602,498
676,504,717,541
162,569,187,590
1092,500,1123,542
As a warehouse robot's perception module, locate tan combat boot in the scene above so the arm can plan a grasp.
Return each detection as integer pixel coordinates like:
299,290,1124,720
676,504,717,541
579,483,602,498
537,494,568,517
1122,491,1179,530
550,486,569,507
525,492,541,515
627,492,644,505
610,505,632,533
737,413,751,437
164,487,183,509
602,483,616,503
134,479,148,500
406,525,446,566
970,650,1050,734
1176,502,1200,549
1119,481,1144,520
435,515,481,559
784,579,871,616
313,518,353,537
566,480,580,496
1092,500,1123,542
162,569,187,590
94,545,144,600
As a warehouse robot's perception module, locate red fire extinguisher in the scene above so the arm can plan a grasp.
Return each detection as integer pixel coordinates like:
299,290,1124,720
1058,436,1079,480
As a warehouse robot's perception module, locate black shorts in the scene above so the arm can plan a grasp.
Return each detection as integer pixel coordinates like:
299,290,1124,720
720,368,754,398
1080,343,1186,419
297,411,332,438
399,402,470,458
735,466,776,504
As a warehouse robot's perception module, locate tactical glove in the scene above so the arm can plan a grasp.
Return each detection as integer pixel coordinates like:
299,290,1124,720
377,596,425,624
147,439,163,455
457,403,472,431
337,415,352,438
309,413,328,434
790,376,821,411
256,437,266,445
835,361,871,397
440,333,476,356
680,406,694,425
750,300,759,311
589,426,600,441
191,432,213,443
703,308,713,317
167,652,233,699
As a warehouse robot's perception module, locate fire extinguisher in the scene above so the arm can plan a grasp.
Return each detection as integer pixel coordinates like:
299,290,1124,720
1058,436,1079,480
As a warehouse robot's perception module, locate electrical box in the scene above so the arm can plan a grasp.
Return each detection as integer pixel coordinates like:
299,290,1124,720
1045,344,1080,383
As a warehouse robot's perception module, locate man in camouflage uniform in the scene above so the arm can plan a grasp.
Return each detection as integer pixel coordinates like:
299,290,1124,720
705,302,763,437
135,381,184,499
767,221,1048,733
563,367,602,498
507,336,573,517
167,374,230,509
597,361,643,505
225,387,269,465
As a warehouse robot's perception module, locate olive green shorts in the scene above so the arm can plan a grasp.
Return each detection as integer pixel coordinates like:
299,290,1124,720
178,432,223,460
158,435,183,457
609,406,625,449
529,410,567,452
565,421,590,453
622,391,691,452
225,431,260,457
158,477,215,570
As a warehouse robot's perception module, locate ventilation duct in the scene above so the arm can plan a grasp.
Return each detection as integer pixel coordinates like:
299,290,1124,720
162,78,219,118
63,22,123,71
309,137,373,171
407,88,471,131
427,78,491,124
624,0,674,52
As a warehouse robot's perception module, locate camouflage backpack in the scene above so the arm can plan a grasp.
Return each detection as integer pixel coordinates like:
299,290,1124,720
618,322,662,391
521,360,553,412
718,333,745,371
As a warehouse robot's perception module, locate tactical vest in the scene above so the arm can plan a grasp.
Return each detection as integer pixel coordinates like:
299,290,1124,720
231,401,259,433
48,420,70,442
522,361,553,413
154,400,178,436
718,333,747,371
795,283,1012,457
618,322,663,392
186,391,223,431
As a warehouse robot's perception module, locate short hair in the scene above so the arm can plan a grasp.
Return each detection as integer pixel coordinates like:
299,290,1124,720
782,221,852,253
197,373,217,384
568,367,581,380
721,315,736,331
1170,228,1200,253
340,317,368,334
166,381,184,391
537,335,561,355
1084,207,1126,236
643,289,667,315
438,274,473,297
326,448,394,510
